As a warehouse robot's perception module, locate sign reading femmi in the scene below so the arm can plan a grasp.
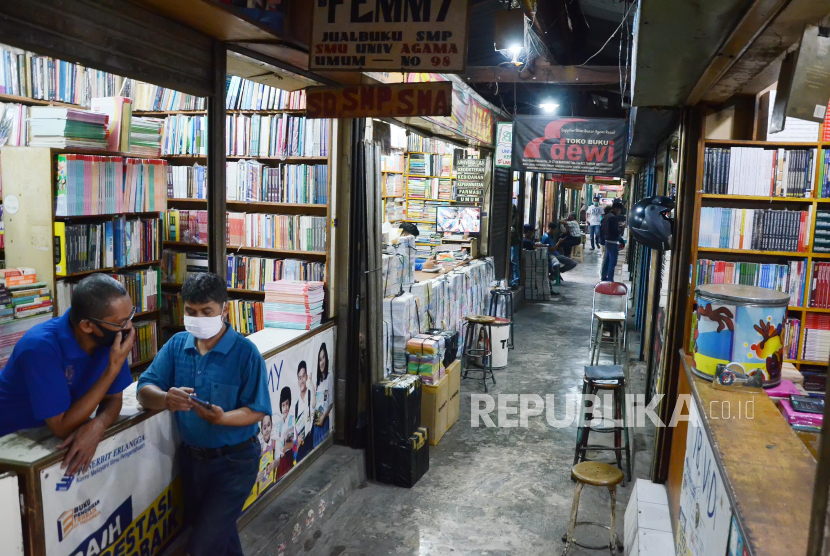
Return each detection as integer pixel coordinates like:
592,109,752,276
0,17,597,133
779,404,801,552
306,82,452,119
512,116,626,176
310,0,469,72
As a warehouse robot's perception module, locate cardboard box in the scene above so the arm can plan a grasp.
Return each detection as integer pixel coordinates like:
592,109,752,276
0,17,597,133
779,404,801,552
446,360,461,429
421,374,448,446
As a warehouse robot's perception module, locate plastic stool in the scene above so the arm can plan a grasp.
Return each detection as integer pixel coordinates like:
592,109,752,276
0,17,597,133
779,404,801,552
561,461,624,555
488,289,514,349
461,315,496,392
571,243,584,262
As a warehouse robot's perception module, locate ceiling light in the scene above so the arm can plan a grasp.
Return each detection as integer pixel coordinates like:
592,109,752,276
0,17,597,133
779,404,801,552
540,103,560,113
508,44,523,54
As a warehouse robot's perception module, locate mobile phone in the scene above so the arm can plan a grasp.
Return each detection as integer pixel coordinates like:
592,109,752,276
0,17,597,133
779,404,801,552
190,394,213,408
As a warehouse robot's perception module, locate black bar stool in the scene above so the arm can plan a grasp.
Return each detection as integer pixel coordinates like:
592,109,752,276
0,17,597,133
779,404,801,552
573,365,631,483
461,315,496,392
488,289,514,349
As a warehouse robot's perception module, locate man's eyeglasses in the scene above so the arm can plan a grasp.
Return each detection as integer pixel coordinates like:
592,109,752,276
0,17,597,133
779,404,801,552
87,306,137,330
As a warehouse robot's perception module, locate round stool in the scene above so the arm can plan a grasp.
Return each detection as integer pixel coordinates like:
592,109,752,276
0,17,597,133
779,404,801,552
461,315,496,392
488,289,514,349
561,462,624,555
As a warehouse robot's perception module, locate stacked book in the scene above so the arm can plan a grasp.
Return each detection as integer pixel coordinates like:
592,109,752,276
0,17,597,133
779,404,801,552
263,280,325,330
164,210,208,244
384,174,404,197
228,299,264,335
225,77,306,111
695,259,806,307
0,272,53,321
0,102,29,146
227,255,325,291
783,318,800,361
808,261,830,308
406,200,437,222
29,107,109,149
406,177,428,199
127,320,158,366
383,293,418,373
161,250,207,284
129,117,164,157
407,153,427,175
384,199,406,222
406,334,446,385
802,313,830,362
128,80,205,111
523,247,550,300
813,211,830,253
382,152,405,172
698,207,809,252
703,146,818,197
226,213,327,252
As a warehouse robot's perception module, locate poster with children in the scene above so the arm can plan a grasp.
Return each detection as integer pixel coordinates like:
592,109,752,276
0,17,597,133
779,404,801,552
243,326,336,510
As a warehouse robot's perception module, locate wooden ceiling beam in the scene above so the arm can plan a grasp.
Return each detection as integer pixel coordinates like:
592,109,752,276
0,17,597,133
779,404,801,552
463,64,620,85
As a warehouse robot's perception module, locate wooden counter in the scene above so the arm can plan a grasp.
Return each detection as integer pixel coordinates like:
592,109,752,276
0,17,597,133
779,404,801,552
675,353,816,556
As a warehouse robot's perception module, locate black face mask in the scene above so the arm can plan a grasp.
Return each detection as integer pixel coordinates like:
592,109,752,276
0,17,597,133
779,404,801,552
91,323,121,347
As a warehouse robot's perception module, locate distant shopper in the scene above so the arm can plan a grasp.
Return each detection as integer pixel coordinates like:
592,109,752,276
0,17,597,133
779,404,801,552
541,222,577,274
586,199,604,250
556,213,583,257
579,204,587,223
293,360,316,462
137,272,271,556
0,274,135,475
601,199,625,282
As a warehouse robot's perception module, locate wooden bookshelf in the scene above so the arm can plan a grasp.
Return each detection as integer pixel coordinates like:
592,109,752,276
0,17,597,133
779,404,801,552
162,241,326,258
161,155,328,163
134,109,304,116
0,92,84,110
167,198,327,215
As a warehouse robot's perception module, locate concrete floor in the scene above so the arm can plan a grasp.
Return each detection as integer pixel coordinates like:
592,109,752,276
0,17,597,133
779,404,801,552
311,248,655,556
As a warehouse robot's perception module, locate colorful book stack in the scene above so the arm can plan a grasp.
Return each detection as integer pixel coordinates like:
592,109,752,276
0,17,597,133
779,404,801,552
813,211,830,253
406,334,446,385
164,210,208,244
227,255,325,291
128,320,158,365
408,153,427,175
129,117,164,157
225,77,306,111
226,213,327,252
128,80,206,111
228,299,264,335
407,177,427,199
702,146,818,197
436,178,454,201
161,115,207,156
695,259,806,306
225,114,330,158
8,283,52,320
807,261,830,308
406,201,439,222
0,102,29,146
783,318,800,361
263,280,325,330
55,155,167,216
29,107,109,149
54,222,112,276
697,207,809,252
382,152,405,172
802,313,830,362
161,250,207,284
384,174,404,197
253,163,327,203
385,199,406,222
167,164,207,200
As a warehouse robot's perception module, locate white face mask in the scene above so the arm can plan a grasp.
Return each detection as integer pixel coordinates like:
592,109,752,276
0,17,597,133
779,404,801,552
184,305,225,340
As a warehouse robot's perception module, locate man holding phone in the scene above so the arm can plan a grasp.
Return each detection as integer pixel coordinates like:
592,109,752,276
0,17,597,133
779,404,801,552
137,272,270,556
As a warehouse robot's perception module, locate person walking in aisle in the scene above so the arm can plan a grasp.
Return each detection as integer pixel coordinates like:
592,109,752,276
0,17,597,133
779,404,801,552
601,199,625,282
137,272,271,556
586,199,604,249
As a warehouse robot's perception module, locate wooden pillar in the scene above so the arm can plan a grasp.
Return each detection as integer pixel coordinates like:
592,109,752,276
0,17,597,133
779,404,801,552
207,41,227,277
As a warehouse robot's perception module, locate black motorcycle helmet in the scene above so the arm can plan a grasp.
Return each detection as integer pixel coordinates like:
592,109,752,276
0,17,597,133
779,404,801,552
628,196,674,250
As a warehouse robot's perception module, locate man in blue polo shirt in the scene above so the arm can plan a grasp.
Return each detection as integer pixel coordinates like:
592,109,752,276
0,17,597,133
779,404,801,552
0,274,136,475
137,272,270,556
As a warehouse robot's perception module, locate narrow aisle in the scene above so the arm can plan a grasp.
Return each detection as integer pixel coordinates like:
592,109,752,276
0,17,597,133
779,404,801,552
306,249,653,556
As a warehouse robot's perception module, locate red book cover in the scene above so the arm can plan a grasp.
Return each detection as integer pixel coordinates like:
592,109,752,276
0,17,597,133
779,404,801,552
797,211,806,252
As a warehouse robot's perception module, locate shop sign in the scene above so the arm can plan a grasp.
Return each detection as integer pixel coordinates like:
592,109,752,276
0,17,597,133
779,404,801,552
675,402,733,556
406,73,494,144
512,116,626,176
40,412,182,556
310,0,469,72
242,326,337,511
551,174,587,183
306,82,452,119
495,122,512,167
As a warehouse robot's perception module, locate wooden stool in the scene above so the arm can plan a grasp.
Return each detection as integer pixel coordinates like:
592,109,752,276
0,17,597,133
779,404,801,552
561,462,624,555
571,243,584,262
461,315,496,392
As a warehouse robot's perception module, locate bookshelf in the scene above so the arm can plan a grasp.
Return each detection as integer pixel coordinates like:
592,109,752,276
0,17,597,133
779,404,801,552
685,131,830,372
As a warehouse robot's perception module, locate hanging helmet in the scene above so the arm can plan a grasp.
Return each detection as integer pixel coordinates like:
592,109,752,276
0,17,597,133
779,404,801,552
628,196,674,250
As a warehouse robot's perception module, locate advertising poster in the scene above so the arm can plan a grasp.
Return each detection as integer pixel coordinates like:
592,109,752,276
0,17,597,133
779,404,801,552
675,402,732,556
243,326,336,510
455,158,486,203
495,122,513,167
40,412,182,556
512,116,626,176
405,74,494,144
310,0,468,72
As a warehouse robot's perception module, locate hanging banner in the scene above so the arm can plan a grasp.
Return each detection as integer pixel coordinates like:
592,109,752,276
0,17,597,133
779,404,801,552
406,73,494,144
306,83,452,119
40,412,182,556
242,326,337,511
495,122,513,167
512,116,626,176
309,0,469,72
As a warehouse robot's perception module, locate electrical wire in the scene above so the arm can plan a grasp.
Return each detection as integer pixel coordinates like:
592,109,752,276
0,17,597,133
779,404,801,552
577,0,637,67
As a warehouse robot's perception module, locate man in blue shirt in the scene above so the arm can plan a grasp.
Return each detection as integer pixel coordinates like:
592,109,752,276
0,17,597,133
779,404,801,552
0,274,136,475
137,272,271,556
539,222,578,275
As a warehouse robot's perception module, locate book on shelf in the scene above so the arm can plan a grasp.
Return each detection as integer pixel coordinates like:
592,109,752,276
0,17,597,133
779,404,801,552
161,250,208,284
163,209,208,244
808,261,830,309
227,254,325,291
54,216,159,276
114,216,160,268
783,318,800,360
161,114,207,156
384,173,404,197
162,292,184,327
55,155,167,216
384,198,406,222
167,163,207,200
126,80,206,112
698,207,809,252
55,267,159,316
226,212,327,252
29,107,109,150
406,134,457,155
0,102,29,146
129,117,163,157
228,299,264,335
128,319,158,365
802,313,830,362
702,146,818,197
405,200,441,222
696,258,806,307
225,76,306,111
90,96,132,153
814,210,830,253
225,114,330,158
381,152,405,173
0,313,53,367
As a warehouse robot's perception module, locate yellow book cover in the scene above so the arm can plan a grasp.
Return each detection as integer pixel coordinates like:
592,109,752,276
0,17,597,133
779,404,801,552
54,222,67,277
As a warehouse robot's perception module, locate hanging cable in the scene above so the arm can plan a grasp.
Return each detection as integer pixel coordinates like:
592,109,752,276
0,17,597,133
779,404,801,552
577,0,637,67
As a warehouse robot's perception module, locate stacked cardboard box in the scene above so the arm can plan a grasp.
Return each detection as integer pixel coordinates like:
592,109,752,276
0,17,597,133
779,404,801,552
523,248,550,301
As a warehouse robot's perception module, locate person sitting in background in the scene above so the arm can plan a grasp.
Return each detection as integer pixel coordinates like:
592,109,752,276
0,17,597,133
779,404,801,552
555,213,583,257
541,222,577,275
399,222,420,237
586,199,604,250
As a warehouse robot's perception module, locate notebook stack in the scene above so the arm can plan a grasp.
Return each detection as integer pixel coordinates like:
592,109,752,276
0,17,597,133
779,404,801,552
129,117,164,157
0,269,53,321
29,107,109,149
263,280,325,330
406,334,446,385
523,248,550,300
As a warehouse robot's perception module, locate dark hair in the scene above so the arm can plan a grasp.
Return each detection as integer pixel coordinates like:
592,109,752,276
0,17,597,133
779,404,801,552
316,342,329,386
399,222,420,237
181,272,228,305
262,414,272,425
280,386,292,406
604,205,612,214
69,274,129,325
297,360,307,376
548,221,557,230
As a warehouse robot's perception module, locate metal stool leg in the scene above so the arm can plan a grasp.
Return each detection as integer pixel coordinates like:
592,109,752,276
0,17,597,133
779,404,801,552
461,321,473,380
507,294,514,349
613,386,624,483
609,485,621,554
560,482,584,555
621,382,632,482
573,378,590,467
591,323,602,365
487,324,496,386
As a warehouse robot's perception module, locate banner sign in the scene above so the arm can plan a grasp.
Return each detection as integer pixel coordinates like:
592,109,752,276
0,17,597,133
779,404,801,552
512,116,626,175
675,402,733,556
551,174,587,183
242,326,337,511
306,83,452,119
455,158,486,203
310,0,469,72
406,73,494,144
40,412,182,556
495,122,512,167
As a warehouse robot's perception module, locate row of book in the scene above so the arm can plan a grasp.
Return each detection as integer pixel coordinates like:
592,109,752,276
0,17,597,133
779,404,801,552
227,213,328,252
802,313,830,362
161,292,265,336
127,320,158,366
697,207,809,252
127,80,205,112
225,76,306,112
406,201,440,222
0,43,122,107
228,255,325,291
0,103,29,146
55,267,159,316
807,262,830,309
783,318,800,361
54,217,160,276
384,199,406,222
225,114,330,158
384,174,404,197
130,117,164,157
702,147,818,197
56,155,167,216
814,211,830,253
406,134,456,155
406,177,453,201
695,259,806,307
381,152,405,173
0,272,53,324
